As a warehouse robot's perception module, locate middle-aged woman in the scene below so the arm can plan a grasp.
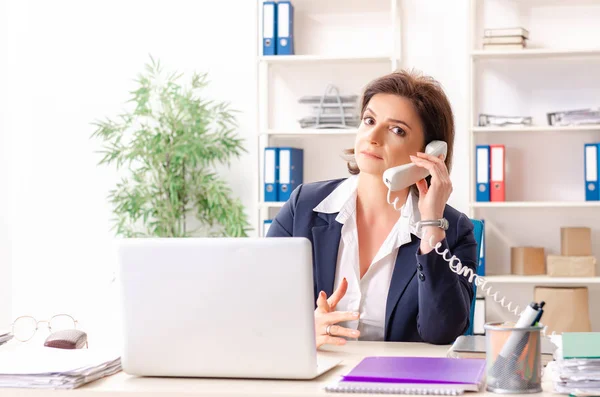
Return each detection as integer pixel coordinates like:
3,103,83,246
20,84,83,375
267,70,477,348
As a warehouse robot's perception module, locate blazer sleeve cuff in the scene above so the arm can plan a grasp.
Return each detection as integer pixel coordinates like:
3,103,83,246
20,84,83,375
415,239,464,289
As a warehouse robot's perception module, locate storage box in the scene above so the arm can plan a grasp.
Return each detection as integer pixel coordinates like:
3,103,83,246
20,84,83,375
547,255,597,277
534,287,591,334
561,227,592,256
511,247,545,275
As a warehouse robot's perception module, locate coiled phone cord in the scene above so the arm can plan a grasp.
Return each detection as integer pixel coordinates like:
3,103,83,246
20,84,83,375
388,184,521,316
421,229,521,316
387,189,403,211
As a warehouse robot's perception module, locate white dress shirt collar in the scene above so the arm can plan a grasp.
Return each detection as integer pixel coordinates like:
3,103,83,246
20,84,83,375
313,175,422,238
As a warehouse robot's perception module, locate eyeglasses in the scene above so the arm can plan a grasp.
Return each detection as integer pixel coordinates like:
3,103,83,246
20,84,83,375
12,314,79,342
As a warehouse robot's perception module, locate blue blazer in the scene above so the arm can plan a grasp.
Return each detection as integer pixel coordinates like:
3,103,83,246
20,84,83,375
267,178,477,345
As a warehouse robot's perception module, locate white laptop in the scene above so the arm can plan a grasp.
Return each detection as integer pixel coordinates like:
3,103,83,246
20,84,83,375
117,237,340,379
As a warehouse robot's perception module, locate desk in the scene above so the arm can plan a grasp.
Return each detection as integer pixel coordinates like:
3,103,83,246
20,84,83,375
1,341,555,397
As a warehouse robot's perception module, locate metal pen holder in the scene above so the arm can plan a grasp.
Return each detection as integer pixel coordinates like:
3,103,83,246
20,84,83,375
484,322,543,394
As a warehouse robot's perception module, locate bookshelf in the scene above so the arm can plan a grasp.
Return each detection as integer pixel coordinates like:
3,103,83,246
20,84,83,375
258,201,286,209
468,0,600,327
259,55,397,64
255,0,402,235
473,125,600,133
261,128,359,137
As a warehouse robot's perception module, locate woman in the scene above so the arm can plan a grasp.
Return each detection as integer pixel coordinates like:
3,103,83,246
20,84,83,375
267,70,477,347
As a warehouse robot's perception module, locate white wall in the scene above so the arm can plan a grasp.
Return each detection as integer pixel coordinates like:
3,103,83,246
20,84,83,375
0,0,12,330
0,0,258,339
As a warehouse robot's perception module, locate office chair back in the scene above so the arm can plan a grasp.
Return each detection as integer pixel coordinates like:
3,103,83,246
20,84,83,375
464,219,484,336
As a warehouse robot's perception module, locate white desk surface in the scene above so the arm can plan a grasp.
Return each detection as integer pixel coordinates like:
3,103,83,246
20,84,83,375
1,341,555,397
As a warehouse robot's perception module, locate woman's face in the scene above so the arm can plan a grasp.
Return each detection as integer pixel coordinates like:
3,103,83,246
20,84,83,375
354,93,425,176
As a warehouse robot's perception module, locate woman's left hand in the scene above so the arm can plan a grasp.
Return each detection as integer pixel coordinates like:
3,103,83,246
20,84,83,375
409,152,453,220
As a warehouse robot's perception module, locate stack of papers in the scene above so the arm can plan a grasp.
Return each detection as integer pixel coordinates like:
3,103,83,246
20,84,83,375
551,332,600,395
0,346,121,389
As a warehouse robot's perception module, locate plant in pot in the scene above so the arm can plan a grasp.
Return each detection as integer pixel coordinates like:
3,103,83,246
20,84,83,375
91,57,251,237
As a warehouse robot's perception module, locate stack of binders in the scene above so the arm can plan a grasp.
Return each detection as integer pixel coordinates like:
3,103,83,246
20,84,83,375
262,1,294,56
263,147,303,237
475,145,505,202
482,27,528,50
585,143,600,201
264,147,304,203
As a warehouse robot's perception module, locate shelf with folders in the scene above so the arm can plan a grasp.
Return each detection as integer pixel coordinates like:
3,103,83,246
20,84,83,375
468,0,600,331
258,0,401,59
255,0,402,236
471,133,600,205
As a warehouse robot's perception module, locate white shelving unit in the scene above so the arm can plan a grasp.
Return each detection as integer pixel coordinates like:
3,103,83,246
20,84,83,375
473,125,600,133
468,0,600,327
259,55,397,64
471,48,600,59
471,201,600,209
260,128,358,137
255,0,401,235
258,201,286,209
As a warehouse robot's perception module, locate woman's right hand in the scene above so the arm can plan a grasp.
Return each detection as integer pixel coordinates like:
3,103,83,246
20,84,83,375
314,278,361,348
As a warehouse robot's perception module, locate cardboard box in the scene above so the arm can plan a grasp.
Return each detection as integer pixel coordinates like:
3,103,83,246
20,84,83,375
547,255,597,277
561,227,592,256
511,247,545,275
534,287,591,334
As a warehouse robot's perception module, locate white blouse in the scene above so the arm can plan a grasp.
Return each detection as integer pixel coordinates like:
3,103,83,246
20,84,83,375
313,175,421,341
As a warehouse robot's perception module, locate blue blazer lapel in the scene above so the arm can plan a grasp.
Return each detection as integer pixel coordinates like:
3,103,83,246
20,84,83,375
311,212,342,299
385,235,419,337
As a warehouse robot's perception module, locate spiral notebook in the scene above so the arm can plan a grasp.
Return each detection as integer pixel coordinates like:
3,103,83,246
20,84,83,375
324,356,486,395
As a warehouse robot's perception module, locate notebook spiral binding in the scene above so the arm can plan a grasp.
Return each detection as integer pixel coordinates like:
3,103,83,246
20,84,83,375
324,384,465,395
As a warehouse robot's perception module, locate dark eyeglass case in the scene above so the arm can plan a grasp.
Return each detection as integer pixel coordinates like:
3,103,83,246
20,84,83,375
44,329,88,349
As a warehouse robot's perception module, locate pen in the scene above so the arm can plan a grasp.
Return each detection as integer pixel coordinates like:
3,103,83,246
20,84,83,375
531,301,545,326
498,301,545,357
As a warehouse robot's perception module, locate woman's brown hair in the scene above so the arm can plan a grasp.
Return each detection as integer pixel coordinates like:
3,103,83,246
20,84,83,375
345,69,455,177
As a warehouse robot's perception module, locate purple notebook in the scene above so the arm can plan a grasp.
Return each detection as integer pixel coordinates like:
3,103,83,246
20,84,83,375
342,356,486,386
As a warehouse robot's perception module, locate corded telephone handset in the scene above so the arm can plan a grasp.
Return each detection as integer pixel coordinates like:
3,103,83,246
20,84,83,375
382,140,520,316
383,140,448,211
